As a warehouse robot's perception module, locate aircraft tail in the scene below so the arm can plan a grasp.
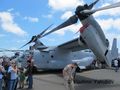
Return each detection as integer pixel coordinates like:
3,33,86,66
111,38,118,60
105,38,118,67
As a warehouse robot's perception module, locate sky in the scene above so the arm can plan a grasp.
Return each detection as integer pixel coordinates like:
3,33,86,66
0,0,120,56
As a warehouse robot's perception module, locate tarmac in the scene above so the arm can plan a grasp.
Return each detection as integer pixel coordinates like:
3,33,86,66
18,69,120,90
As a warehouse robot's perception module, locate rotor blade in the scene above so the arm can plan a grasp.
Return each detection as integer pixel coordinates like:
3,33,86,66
37,24,53,38
20,36,36,49
20,24,53,49
20,41,31,49
88,0,99,9
0,48,24,52
91,1,120,13
41,15,78,38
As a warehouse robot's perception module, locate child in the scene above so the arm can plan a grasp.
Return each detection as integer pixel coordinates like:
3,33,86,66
18,68,25,89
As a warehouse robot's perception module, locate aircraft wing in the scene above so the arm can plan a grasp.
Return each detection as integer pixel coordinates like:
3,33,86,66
58,37,88,52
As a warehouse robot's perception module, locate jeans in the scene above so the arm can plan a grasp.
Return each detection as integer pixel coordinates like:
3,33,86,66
115,66,119,72
28,75,33,89
7,80,15,90
14,78,18,90
0,79,2,90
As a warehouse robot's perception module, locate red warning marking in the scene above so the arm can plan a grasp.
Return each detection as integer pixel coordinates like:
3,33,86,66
79,23,89,33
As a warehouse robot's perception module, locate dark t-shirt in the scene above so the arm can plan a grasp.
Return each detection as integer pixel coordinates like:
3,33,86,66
26,64,33,75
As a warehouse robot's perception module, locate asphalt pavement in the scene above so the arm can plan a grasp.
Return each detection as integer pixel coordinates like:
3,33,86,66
18,69,120,90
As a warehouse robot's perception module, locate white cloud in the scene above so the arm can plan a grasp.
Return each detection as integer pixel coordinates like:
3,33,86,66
97,18,113,31
66,23,82,33
97,18,120,32
48,0,84,11
94,7,120,17
7,8,14,12
94,1,120,17
42,14,53,19
54,10,81,36
43,38,55,42
0,12,27,36
53,23,81,36
24,16,39,22
54,29,65,35
96,18,120,49
113,0,120,3
61,11,73,20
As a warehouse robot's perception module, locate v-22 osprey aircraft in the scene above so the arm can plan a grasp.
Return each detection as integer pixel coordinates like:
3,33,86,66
20,24,95,70
39,0,120,67
21,0,120,70
20,36,118,70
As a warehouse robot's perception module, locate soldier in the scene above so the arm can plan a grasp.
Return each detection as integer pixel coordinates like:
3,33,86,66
63,63,78,90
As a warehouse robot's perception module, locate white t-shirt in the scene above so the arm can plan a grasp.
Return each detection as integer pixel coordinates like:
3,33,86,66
114,59,118,66
8,66,18,80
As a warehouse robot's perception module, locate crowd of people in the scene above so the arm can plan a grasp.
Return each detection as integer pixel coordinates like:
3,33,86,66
1,52,120,90
0,54,34,90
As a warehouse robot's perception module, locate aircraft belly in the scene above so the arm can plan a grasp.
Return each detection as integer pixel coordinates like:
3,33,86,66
81,25,107,61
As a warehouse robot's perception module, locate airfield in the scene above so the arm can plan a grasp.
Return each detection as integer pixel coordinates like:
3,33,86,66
18,69,120,90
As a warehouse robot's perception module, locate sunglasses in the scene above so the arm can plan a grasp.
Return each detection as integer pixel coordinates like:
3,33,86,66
11,63,15,64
